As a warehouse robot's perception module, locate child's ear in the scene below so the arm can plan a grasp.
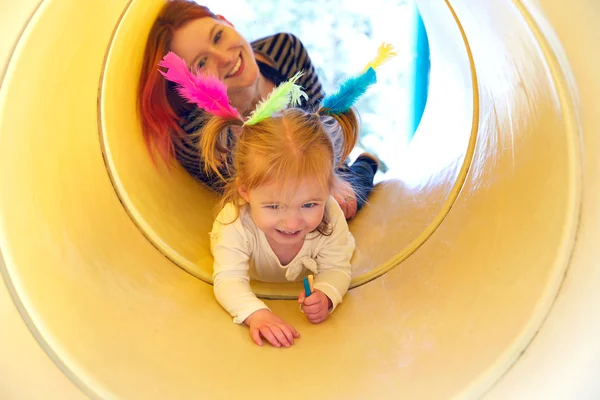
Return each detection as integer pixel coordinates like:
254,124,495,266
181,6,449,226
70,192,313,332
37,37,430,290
238,184,250,203
216,14,234,27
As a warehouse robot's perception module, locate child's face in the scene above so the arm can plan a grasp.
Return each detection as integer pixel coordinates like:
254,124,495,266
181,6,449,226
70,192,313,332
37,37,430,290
240,178,329,248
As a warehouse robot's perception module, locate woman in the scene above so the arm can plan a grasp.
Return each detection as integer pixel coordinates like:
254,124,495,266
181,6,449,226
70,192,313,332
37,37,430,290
138,0,379,219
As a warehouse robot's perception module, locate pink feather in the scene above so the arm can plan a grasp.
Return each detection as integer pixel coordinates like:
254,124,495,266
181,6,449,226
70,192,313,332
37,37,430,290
158,51,240,120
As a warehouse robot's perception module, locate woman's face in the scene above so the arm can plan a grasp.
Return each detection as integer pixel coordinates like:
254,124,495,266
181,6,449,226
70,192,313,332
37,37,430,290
170,17,260,107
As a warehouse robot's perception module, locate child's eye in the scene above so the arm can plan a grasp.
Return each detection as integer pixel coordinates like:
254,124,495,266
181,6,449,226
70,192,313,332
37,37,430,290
265,204,280,210
302,203,317,209
196,57,207,69
214,30,222,44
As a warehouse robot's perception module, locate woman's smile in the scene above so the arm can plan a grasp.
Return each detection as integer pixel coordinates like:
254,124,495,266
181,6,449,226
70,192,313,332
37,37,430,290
225,53,244,79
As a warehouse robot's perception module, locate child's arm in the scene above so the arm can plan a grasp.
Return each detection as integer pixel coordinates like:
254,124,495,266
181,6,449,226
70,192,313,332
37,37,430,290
213,247,299,347
210,206,269,325
300,198,354,321
211,206,299,347
212,243,269,325
313,222,353,311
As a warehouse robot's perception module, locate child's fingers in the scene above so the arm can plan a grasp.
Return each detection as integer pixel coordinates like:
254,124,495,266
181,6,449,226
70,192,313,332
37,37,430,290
298,291,306,304
283,322,301,338
303,291,326,306
291,326,301,338
303,294,316,306
259,326,282,348
302,302,324,316
250,327,263,346
302,305,318,315
280,325,296,345
269,325,292,347
306,309,329,324
307,313,327,324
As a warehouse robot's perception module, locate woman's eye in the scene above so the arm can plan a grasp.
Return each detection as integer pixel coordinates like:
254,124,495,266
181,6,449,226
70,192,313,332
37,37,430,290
214,30,222,44
197,58,207,69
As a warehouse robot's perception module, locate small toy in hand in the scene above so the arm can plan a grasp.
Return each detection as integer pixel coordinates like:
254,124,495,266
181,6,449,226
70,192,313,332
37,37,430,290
303,275,314,297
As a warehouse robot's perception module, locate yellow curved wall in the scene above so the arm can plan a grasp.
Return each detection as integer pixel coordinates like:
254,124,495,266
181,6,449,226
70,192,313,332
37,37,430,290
1,0,598,399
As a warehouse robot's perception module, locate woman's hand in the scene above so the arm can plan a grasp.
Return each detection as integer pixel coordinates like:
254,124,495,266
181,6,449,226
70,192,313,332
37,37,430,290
244,309,300,347
298,290,332,324
332,180,357,220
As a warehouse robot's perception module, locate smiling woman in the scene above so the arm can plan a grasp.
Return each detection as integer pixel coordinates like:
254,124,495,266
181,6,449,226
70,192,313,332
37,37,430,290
2,0,598,397
169,16,266,114
201,0,418,175
130,0,425,289
138,0,379,220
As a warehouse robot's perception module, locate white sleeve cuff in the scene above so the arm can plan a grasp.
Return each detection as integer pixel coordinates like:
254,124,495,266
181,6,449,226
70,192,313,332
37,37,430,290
313,282,343,312
232,303,270,325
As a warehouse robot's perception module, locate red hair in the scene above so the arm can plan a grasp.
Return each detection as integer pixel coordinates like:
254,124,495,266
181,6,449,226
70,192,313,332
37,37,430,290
138,0,216,164
200,108,360,231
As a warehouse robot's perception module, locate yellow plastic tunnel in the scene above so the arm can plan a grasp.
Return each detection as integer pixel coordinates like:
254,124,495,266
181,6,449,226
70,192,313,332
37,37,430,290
1,0,599,398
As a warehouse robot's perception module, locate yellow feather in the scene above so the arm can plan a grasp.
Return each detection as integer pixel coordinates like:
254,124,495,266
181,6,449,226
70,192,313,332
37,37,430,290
363,43,398,72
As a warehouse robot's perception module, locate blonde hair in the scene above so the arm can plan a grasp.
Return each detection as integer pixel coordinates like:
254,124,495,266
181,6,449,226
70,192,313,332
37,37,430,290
199,108,360,233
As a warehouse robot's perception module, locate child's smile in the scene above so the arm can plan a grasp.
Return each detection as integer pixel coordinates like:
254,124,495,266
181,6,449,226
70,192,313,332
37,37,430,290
276,229,301,237
240,178,329,256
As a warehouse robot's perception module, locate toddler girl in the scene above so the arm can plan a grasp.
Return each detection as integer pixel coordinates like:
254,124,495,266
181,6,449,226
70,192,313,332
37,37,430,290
159,44,395,347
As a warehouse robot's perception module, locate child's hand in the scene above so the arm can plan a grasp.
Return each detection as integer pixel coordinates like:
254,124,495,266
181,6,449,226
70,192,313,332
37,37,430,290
244,309,300,348
298,290,333,324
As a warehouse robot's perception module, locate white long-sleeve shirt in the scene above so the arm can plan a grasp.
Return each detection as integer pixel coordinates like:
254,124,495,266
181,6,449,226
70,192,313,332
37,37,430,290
209,197,355,324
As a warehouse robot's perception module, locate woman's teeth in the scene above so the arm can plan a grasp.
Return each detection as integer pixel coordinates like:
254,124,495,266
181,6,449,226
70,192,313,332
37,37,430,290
226,56,242,78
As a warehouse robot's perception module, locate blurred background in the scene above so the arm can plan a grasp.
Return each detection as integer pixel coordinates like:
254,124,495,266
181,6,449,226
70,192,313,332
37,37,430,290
199,0,429,181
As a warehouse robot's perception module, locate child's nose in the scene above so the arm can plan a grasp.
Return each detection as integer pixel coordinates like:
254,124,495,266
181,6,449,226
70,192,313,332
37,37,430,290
281,213,302,230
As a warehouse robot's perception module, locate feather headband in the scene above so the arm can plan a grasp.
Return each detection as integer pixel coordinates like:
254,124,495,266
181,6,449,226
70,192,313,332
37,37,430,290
158,52,307,125
244,71,307,126
158,52,242,120
321,42,397,115
159,42,396,123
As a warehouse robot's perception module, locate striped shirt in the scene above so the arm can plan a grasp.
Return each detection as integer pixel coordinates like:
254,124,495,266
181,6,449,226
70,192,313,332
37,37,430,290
175,33,324,190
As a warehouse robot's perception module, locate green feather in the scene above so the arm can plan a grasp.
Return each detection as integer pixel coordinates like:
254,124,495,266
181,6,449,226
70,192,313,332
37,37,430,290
244,71,308,126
